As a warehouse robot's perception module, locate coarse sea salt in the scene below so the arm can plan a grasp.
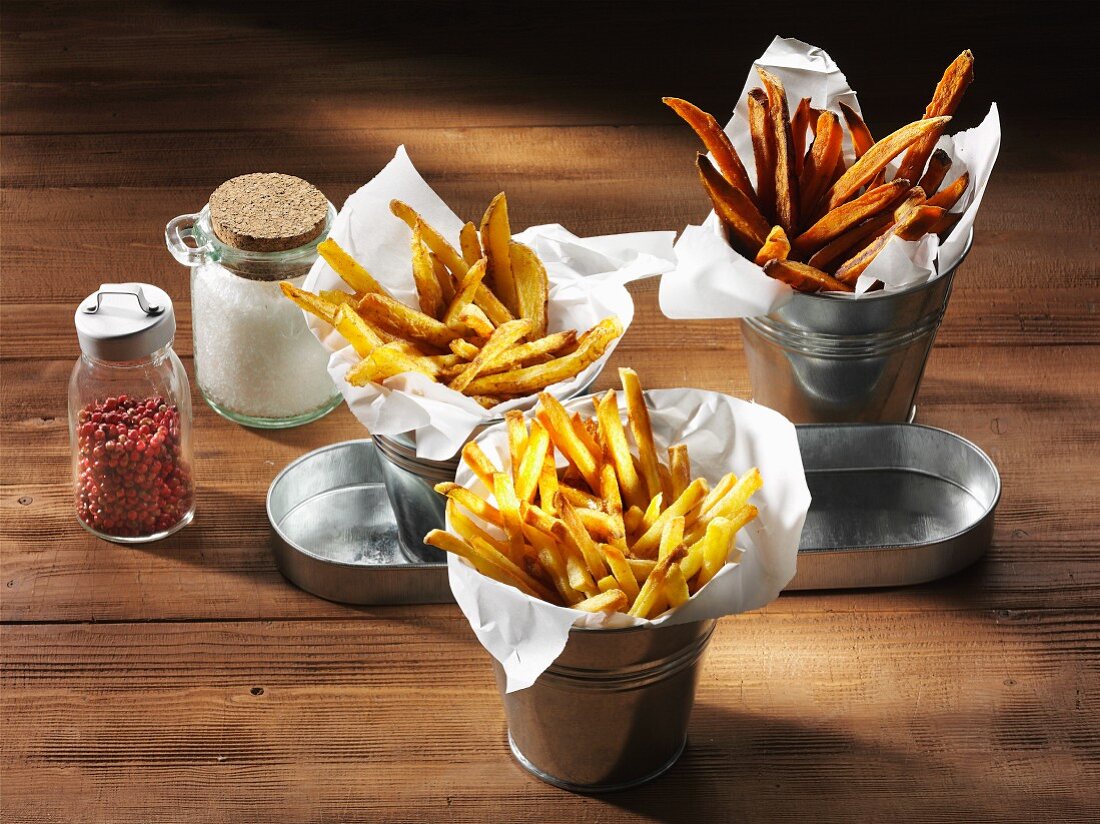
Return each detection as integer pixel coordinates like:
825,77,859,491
191,263,338,420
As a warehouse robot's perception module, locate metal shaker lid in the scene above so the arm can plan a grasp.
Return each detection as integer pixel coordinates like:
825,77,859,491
75,283,176,361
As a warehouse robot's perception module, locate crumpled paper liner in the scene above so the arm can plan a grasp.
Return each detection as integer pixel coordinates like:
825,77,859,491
660,36,1001,317
302,146,676,460
447,388,811,692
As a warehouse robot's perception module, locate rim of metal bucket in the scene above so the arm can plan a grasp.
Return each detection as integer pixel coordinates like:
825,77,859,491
744,310,947,357
265,438,445,571
789,229,974,304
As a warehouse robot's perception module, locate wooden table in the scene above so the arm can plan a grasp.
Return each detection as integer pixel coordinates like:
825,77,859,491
3,2,1097,821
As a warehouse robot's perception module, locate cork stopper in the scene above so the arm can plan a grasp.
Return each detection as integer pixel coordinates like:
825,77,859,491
209,173,329,253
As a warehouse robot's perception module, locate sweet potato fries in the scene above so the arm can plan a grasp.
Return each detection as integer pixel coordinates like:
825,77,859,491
665,49,975,292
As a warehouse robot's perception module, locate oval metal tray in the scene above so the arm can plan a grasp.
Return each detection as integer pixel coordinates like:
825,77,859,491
267,425,1000,604
267,440,450,605
787,423,1000,590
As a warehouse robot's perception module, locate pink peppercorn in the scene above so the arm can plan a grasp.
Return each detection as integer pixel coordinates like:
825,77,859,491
75,395,193,539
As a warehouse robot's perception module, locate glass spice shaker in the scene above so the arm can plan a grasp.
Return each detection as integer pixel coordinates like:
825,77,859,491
69,283,195,543
164,173,342,428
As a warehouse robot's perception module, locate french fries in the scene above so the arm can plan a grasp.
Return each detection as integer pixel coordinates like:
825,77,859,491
429,371,762,619
799,110,842,218
509,240,549,339
918,149,953,196
792,179,910,256
757,67,800,235
764,259,854,293
696,155,770,252
895,50,975,186
663,96,759,208
283,193,623,406
480,193,518,315
754,226,791,266
746,88,777,224
317,238,391,298
462,317,623,396
666,50,977,291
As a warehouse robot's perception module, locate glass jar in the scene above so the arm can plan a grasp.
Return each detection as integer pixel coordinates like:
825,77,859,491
165,199,342,428
69,283,195,543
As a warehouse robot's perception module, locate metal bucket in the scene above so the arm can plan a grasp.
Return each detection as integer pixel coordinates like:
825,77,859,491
373,431,464,564
740,236,972,423
493,619,716,792
372,376,599,562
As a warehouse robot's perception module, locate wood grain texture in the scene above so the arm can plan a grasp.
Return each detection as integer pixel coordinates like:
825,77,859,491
3,613,1098,823
2,0,1098,821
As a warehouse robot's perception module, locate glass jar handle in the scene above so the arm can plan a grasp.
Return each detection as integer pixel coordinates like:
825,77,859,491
165,213,213,266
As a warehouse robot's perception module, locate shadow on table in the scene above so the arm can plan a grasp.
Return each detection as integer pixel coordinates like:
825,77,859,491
127,485,471,633
594,704,1091,823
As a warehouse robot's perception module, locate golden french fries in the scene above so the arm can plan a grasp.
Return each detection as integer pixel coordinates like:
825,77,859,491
509,240,549,339
480,193,518,316
283,193,623,405
442,258,489,329
280,281,339,324
410,224,444,318
667,50,977,291
463,316,623,396
449,319,532,393
332,304,387,357
459,221,482,267
358,292,460,349
430,370,762,619
317,238,392,298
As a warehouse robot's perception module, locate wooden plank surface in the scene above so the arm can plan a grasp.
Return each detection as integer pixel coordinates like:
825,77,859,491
3,612,1098,822
2,1,1098,821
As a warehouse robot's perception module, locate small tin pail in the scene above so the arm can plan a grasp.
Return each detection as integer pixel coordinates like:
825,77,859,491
740,234,972,422
372,376,599,561
493,619,717,792
373,432,462,563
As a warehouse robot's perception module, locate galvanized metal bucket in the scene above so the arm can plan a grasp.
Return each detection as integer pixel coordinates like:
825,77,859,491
373,377,599,561
740,236,972,423
373,431,466,564
493,619,716,792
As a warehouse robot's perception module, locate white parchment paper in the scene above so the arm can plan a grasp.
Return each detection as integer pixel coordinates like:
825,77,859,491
447,389,811,692
302,146,676,460
660,36,1001,317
